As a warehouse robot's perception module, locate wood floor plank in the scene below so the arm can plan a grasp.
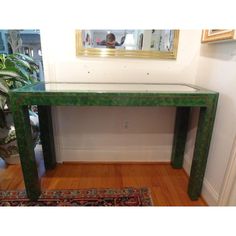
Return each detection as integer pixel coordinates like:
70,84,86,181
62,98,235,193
0,154,207,206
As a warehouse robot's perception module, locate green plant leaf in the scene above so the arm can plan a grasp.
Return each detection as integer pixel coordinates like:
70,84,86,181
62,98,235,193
0,78,9,94
28,76,36,83
5,56,39,81
14,64,30,80
1,52,39,89
9,76,30,85
3,62,30,82
29,63,39,73
0,54,6,70
10,55,32,70
15,54,39,73
0,94,7,110
0,52,40,129
0,70,19,78
15,53,35,63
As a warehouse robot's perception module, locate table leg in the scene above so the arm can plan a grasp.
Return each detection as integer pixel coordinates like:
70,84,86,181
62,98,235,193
12,105,41,200
188,103,218,200
171,107,190,168
38,106,56,170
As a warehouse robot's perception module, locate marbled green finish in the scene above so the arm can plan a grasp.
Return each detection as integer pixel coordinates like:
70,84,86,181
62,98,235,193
171,107,190,168
188,95,218,200
9,82,219,201
11,105,41,200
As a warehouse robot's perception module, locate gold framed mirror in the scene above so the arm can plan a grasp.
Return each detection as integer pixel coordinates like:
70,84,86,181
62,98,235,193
76,30,179,59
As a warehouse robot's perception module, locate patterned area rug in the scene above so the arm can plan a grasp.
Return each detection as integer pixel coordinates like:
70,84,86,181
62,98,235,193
0,187,153,206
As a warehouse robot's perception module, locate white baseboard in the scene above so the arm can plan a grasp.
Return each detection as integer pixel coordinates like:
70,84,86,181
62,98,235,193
57,146,171,163
183,155,219,206
201,179,219,206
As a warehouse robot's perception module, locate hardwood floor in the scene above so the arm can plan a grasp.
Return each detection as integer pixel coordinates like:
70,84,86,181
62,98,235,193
0,151,207,206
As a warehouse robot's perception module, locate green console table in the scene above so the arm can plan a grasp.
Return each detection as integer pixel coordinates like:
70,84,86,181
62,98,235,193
9,82,219,201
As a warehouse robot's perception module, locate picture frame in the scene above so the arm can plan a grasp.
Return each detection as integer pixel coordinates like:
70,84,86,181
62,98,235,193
201,30,236,43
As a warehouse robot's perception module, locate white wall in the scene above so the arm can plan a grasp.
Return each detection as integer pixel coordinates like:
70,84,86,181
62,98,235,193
194,41,236,204
40,29,201,163
41,29,200,84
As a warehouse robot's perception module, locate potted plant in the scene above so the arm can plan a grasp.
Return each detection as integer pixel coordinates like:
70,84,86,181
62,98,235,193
0,53,40,164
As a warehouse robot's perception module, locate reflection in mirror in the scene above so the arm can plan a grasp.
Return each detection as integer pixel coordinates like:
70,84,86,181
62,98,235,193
76,30,179,59
83,30,175,51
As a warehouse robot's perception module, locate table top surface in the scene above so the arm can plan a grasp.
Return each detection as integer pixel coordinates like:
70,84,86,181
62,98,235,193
11,82,218,94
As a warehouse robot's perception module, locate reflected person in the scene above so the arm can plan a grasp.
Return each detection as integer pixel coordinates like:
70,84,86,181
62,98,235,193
97,33,125,49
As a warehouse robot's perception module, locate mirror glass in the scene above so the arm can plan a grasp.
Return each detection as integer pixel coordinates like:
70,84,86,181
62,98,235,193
76,30,179,59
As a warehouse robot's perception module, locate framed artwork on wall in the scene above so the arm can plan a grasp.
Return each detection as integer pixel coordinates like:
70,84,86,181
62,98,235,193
201,30,236,43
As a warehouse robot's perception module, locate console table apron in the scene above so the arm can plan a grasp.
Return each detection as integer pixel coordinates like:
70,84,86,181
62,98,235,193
9,82,219,201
